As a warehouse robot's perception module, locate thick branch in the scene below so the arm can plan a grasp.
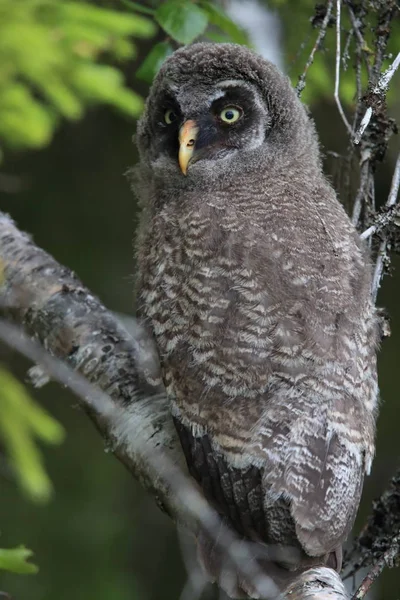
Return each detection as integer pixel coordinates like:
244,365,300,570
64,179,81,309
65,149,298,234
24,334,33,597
0,211,186,517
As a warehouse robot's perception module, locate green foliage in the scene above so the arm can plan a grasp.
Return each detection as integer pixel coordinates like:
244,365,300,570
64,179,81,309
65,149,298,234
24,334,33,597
0,0,155,156
155,1,208,45
0,0,251,155
0,366,65,503
136,41,174,84
0,365,63,580
133,0,248,88
0,546,38,575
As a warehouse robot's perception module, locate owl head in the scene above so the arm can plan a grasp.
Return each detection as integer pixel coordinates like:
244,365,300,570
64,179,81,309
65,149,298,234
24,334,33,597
136,43,320,189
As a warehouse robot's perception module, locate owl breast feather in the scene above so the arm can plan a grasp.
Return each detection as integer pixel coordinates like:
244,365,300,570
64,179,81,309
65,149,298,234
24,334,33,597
137,187,377,560
138,191,376,439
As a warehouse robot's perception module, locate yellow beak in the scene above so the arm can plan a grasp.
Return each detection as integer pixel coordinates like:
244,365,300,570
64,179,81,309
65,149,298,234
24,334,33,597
178,120,198,175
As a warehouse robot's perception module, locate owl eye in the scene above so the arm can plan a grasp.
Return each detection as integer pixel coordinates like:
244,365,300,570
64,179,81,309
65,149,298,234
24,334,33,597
164,109,178,124
219,106,242,124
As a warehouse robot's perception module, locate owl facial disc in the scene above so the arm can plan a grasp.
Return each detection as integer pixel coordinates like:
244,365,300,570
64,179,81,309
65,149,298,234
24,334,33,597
178,120,198,175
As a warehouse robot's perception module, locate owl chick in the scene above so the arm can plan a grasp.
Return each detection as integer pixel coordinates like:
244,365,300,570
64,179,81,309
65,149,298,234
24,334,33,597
132,43,378,597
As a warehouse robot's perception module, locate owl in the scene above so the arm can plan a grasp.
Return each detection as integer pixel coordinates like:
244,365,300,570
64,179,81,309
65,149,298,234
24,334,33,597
132,43,379,597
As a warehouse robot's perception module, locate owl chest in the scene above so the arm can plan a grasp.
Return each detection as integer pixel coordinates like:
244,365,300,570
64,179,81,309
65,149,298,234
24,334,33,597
140,220,228,357
139,209,282,402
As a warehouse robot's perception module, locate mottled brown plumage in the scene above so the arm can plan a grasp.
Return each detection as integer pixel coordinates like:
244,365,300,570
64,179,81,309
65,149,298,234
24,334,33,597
132,43,379,597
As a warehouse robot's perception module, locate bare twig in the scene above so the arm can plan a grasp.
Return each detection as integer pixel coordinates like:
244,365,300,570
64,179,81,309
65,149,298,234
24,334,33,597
334,0,352,135
360,153,400,240
352,150,372,226
375,52,400,93
344,471,400,579
353,108,372,146
346,3,371,78
371,153,400,300
360,205,399,241
352,535,400,600
296,0,334,95
354,52,400,145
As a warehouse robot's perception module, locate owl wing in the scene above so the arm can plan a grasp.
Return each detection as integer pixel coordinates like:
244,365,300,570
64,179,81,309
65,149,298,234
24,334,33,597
262,406,368,559
172,290,377,566
292,438,364,558
174,399,369,565
281,334,378,558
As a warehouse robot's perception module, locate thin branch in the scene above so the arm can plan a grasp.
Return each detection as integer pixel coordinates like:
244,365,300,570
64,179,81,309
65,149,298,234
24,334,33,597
371,153,400,300
352,150,371,226
353,108,372,146
382,153,400,210
376,51,400,93
360,153,400,240
335,0,353,135
360,205,399,241
341,25,354,72
346,3,372,79
354,52,400,145
352,535,400,600
178,528,209,600
344,471,400,582
296,0,334,95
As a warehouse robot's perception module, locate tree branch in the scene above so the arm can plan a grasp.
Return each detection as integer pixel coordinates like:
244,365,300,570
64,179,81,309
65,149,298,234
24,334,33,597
296,0,334,96
354,52,400,145
344,471,400,587
370,152,400,300
352,535,400,600
335,0,353,135
0,213,185,505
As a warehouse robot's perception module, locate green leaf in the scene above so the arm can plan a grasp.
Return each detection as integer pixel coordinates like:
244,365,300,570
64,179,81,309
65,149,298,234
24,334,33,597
200,1,248,45
71,64,143,117
136,41,174,83
0,366,65,502
31,75,83,119
0,0,157,153
155,1,208,44
57,2,156,38
0,84,56,149
0,546,38,575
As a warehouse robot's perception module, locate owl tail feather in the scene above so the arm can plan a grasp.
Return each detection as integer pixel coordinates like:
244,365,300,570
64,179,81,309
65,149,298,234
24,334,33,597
197,528,348,599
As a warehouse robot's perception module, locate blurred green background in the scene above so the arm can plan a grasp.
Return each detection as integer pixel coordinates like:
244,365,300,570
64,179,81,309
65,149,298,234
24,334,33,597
0,1,399,598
